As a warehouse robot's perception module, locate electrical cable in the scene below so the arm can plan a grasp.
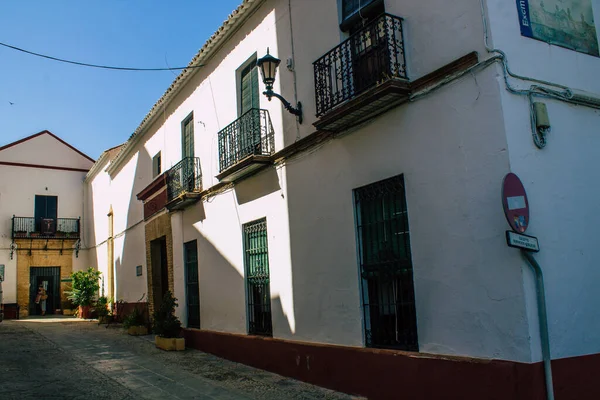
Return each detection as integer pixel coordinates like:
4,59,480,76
0,41,204,71
477,0,600,149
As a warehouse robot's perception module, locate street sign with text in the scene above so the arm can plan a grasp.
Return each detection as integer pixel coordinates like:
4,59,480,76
506,231,540,252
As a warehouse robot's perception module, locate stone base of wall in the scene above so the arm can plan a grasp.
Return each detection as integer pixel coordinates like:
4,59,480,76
183,329,600,400
1,303,20,319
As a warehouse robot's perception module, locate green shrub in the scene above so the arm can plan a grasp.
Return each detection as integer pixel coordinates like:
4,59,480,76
152,291,182,338
66,268,101,307
94,296,112,319
123,307,145,329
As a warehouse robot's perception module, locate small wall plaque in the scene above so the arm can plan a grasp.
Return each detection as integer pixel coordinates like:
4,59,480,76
136,265,143,277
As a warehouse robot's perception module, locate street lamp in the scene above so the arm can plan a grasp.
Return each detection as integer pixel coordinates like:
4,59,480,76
256,48,302,124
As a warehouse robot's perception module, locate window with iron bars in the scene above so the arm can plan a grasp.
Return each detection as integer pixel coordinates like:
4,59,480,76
243,218,272,336
354,174,418,351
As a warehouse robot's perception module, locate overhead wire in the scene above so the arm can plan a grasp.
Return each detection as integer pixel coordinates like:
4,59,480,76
0,41,204,71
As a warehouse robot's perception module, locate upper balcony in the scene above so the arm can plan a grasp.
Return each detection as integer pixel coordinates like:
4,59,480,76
313,13,410,132
12,216,80,240
165,157,203,211
216,109,275,183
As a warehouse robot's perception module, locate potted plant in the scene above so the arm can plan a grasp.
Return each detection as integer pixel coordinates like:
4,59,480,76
94,296,113,324
153,291,184,351
123,307,148,336
66,267,101,319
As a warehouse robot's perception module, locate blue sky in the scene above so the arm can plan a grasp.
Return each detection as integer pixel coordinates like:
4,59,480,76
0,1,241,159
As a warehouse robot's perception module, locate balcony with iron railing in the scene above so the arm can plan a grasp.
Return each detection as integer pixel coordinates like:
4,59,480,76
12,216,80,240
313,13,410,132
216,108,276,183
165,157,202,211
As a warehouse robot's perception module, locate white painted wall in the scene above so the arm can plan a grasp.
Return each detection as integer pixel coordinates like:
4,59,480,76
95,2,293,330
90,0,600,365
486,0,600,361
85,146,148,303
283,65,535,360
175,167,292,335
0,132,94,170
92,0,528,362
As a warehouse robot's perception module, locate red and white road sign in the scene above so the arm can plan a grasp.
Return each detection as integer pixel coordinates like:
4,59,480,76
502,173,530,233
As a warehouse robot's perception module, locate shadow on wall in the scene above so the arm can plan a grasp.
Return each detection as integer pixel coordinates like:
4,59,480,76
84,180,97,271
114,147,152,304
192,219,295,336
234,167,281,205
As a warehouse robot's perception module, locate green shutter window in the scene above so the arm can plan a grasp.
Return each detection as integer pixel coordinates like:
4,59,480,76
34,195,58,232
152,151,162,178
240,63,259,115
182,114,194,159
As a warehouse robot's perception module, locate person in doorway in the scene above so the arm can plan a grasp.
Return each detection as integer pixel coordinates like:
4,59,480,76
35,284,48,316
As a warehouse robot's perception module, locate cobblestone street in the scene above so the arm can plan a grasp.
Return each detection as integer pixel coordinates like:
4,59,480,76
0,319,357,400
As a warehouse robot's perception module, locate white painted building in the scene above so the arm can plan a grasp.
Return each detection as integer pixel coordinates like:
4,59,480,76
0,130,94,317
81,0,600,398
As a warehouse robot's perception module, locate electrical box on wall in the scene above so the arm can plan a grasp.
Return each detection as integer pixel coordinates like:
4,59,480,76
534,102,550,129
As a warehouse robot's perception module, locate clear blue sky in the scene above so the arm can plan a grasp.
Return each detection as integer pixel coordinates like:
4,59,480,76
0,0,242,159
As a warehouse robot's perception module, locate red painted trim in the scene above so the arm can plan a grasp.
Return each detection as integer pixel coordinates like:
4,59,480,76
0,161,89,172
136,174,167,200
143,190,167,220
183,329,600,400
0,130,95,162
0,130,47,152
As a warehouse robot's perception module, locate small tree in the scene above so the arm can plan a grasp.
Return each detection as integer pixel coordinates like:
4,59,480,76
66,267,101,307
123,307,146,329
152,291,182,338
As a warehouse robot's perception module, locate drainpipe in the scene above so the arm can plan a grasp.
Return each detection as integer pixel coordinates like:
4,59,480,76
522,251,555,400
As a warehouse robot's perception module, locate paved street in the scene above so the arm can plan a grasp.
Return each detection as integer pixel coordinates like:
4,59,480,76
0,319,357,400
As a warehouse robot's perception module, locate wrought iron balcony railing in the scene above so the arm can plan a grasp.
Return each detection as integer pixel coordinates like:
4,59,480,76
313,13,407,117
218,109,275,173
12,216,80,239
166,157,202,202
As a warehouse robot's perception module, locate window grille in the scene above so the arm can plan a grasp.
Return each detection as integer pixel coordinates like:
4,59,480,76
354,175,418,350
244,218,272,336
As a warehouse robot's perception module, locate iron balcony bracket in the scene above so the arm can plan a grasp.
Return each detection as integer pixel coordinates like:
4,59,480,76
264,89,303,124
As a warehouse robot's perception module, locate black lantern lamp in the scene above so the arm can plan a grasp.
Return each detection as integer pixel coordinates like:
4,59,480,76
257,48,302,124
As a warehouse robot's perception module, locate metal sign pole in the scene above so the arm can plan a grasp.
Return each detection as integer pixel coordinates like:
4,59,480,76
522,250,555,400
501,173,553,400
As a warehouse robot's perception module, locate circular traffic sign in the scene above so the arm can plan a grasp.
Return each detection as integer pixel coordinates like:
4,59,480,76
502,173,530,233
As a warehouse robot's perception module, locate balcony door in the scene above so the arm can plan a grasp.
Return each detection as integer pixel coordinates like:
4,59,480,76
179,114,195,193
239,63,261,157
240,62,259,115
34,195,57,233
351,22,389,95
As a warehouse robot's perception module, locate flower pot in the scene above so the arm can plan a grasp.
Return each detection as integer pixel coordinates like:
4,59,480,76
127,325,148,336
78,305,92,319
155,336,185,351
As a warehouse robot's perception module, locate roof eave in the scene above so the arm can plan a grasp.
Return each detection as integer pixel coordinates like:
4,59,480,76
106,0,265,176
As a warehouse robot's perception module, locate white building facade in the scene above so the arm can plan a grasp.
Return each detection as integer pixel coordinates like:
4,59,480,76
0,130,94,318
83,0,600,398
